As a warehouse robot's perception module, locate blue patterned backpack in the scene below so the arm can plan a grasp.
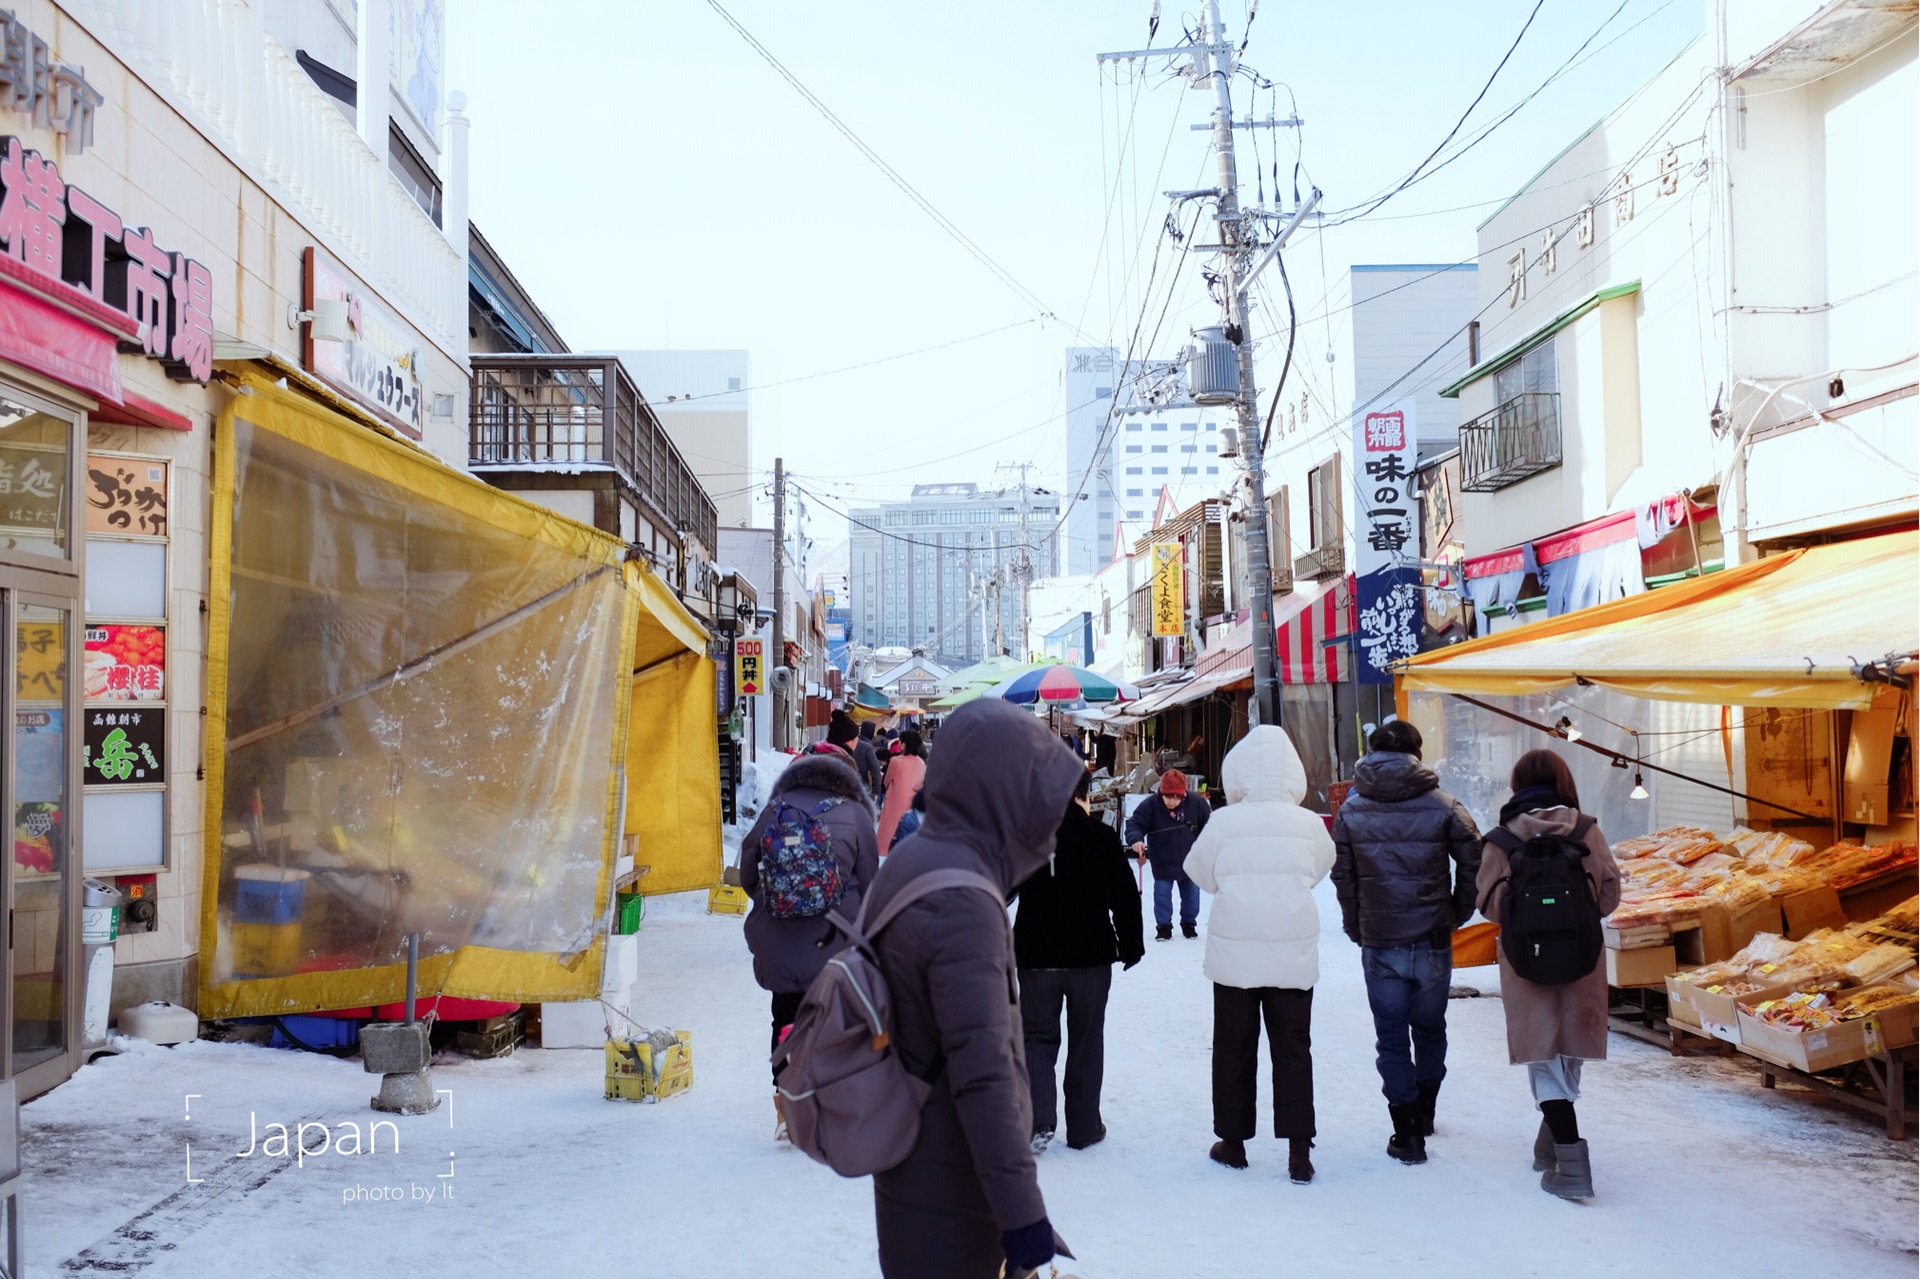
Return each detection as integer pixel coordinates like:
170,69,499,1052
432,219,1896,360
758,799,847,919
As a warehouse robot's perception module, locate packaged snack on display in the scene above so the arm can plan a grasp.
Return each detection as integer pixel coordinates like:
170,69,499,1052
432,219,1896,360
1842,942,1917,987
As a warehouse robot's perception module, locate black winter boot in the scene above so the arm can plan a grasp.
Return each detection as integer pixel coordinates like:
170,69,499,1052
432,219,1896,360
1288,1138,1315,1184
1541,1140,1594,1199
1386,1104,1427,1165
1181,921,1198,939
1155,924,1173,941
1208,1138,1248,1169
1415,1080,1441,1136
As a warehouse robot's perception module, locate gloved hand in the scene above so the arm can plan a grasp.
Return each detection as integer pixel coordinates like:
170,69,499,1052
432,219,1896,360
1122,956,1141,971
1001,1218,1058,1272
1344,929,1362,946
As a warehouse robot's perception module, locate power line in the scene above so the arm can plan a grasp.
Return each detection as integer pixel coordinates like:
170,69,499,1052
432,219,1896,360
699,0,1076,332
663,318,1040,404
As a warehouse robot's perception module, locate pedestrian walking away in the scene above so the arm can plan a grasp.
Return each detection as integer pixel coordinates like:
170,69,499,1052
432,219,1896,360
1014,769,1146,1155
1476,748,1621,1201
736,750,880,1139
859,699,1085,1278
1330,719,1483,1165
1183,726,1335,1184
877,729,927,856
854,720,885,797
1124,768,1211,940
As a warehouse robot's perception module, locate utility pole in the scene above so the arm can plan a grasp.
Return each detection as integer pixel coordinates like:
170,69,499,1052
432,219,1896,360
995,462,1036,662
771,456,787,750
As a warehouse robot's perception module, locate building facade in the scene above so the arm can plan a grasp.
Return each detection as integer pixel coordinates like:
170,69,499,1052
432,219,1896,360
618,349,754,531
847,483,1060,665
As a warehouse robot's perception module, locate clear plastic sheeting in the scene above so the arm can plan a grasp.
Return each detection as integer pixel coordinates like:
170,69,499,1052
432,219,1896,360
202,378,638,1018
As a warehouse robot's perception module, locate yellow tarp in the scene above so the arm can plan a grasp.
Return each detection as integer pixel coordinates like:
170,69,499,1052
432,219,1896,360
202,374,708,1017
625,638,724,895
1397,529,1918,714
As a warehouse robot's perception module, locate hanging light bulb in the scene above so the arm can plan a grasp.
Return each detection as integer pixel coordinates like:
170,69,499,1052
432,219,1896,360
1630,773,1649,800
1553,715,1583,743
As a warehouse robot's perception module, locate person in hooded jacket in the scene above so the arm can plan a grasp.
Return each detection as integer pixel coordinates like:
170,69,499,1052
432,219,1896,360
1124,769,1211,940
1183,726,1336,1185
861,698,1086,1279
738,750,880,1136
853,720,884,797
1330,719,1482,1164
1475,748,1621,1202
1013,769,1145,1155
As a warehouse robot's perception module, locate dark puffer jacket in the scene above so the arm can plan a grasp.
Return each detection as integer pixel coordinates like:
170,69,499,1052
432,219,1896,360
862,699,1086,1278
739,754,880,993
1012,805,1144,971
1123,793,1211,881
1330,751,1483,948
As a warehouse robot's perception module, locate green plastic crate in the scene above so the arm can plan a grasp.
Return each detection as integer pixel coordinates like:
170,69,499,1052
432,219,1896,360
614,893,645,934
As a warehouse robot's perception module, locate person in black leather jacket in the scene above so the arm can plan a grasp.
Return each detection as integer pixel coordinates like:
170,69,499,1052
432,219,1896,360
1330,720,1482,1164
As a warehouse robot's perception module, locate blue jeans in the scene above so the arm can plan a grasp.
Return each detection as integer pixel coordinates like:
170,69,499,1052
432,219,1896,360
1152,874,1200,928
1361,940,1452,1105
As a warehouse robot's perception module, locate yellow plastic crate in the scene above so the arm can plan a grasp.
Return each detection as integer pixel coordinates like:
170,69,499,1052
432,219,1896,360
707,884,749,916
605,1030,692,1103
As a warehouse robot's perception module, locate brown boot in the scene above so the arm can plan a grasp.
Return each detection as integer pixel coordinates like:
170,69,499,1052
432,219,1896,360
1288,1138,1315,1184
1208,1138,1248,1169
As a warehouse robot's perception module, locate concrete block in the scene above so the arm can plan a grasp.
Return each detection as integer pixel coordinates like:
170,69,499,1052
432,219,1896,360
359,1021,431,1074
371,1067,441,1115
602,934,638,993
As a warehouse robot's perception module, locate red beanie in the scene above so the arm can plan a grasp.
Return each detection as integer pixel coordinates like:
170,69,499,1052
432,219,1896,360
1159,770,1188,796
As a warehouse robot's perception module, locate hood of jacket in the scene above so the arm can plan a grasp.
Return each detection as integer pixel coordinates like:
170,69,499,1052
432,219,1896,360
1353,751,1439,803
918,699,1086,892
1220,725,1307,806
1506,804,1581,841
771,753,873,810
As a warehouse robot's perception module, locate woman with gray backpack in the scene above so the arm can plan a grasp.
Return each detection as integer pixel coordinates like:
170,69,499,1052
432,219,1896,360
1475,748,1621,1200
738,750,880,1139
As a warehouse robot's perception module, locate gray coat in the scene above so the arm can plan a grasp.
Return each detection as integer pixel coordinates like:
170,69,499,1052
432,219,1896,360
862,699,1086,1278
1330,752,1483,947
739,755,880,994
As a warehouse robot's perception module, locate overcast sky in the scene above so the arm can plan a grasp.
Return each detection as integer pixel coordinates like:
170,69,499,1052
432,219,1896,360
450,0,1705,560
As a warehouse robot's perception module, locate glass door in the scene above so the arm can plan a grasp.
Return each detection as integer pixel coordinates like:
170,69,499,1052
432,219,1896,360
9,592,77,1091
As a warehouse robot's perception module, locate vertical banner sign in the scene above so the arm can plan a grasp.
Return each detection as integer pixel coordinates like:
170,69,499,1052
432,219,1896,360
1354,401,1422,684
1150,543,1185,638
734,638,764,697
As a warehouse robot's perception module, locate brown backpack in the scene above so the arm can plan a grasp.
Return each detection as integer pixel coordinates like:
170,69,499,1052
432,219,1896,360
771,867,1002,1177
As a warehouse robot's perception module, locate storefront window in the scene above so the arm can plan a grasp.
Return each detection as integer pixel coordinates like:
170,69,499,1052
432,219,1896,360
13,601,69,1070
0,395,73,563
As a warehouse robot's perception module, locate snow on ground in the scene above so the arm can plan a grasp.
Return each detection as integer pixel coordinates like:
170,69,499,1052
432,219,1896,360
26,880,1918,1277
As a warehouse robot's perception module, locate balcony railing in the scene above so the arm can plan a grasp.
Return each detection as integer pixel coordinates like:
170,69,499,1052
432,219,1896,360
470,355,719,554
1460,392,1562,492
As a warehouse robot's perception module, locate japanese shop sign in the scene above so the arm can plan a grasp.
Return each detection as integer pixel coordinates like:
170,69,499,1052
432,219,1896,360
1150,542,1185,639
83,706,163,786
734,638,763,697
0,10,103,154
0,440,61,532
1353,402,1421,685
17,616,61,700
84,624,165,702
302,247,425,438
85,455,168,536
0,135,214,382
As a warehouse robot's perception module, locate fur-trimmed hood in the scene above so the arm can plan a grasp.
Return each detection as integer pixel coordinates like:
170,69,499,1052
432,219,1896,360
772,753,874,811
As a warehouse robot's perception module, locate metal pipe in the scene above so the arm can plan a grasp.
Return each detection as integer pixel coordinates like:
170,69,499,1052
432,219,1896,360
404,932,419,1025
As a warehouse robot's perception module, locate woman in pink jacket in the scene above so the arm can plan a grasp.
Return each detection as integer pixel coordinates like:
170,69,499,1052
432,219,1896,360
877,729,927,855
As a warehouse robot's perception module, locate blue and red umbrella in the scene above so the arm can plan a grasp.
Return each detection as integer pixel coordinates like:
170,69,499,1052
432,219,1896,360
987,664,1138,705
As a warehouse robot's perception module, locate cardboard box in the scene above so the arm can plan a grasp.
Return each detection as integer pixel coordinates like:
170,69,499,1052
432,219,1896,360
1843,708,1896,826
1696,899,1784,965
1840,872,1918,923
1604,920,1673,950
1780,887,1846,940
1664,976,1792,1044
1606,943,1677,988
1736,994,1919,1073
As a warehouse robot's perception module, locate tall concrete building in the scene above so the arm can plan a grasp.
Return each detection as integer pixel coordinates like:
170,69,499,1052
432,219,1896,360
848,484,1062,665
617,350,755,528
1349,265,1480,445
1063,346,1236,574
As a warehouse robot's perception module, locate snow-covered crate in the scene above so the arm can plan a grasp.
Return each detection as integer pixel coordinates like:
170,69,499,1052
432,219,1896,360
605,1030,692,1103
707,885,749,915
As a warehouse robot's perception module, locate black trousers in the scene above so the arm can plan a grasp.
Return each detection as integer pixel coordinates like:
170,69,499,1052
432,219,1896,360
1212,983,1315,1141
1018,966,1113,1143
770,989,804,1084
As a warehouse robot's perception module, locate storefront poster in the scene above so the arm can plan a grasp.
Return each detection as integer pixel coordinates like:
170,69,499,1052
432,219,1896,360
18,618,63,701
15,710,63,875
734,637,763,697
1354,401,1422,684
0,441,65,533
83,707,164,786
85,455,169,536
84,625,165,701
1150,543,1185,638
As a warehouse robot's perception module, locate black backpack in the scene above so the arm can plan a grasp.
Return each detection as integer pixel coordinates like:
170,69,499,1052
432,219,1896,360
1481,816,1602,985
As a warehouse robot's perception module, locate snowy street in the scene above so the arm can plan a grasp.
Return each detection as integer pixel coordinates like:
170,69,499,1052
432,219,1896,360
28,879,1918,1278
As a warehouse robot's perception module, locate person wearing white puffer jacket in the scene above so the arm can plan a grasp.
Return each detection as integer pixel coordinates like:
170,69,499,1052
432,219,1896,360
1183,725,1336,1186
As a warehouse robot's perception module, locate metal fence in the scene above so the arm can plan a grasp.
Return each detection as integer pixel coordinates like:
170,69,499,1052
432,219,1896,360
470,354,719,552
1459,392,1562,493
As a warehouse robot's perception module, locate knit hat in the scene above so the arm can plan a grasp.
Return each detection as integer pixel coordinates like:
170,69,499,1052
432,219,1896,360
1158,769,1188,797
827,710,859,747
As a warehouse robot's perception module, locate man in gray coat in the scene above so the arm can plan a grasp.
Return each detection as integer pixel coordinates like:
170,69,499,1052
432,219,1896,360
1330,719,1482,1165
861,698,1086,1279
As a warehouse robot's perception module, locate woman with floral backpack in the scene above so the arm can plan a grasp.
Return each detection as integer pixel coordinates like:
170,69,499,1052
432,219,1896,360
739,750,880,1138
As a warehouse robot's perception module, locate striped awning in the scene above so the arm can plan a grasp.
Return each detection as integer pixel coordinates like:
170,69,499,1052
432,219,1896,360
1276,576,1356,685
